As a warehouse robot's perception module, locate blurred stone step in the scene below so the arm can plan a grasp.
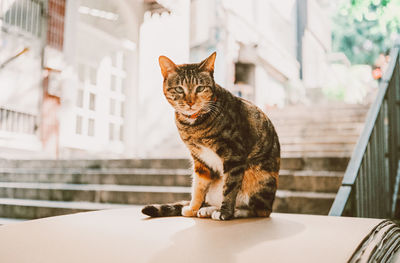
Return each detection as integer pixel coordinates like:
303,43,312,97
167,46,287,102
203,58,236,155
0,157,350,176
0,198,135,219
271,115,367,124
266,103,369,115
281,157,349,171
279,136,360,145
0,169,343,193
0,159,192,170
279,170,343,193
0,189,334,219
0,168,192,187
0,158,349,173
276,129,363,138
0,183,192,205
275,122,364,131
282,152,354,159
0,155,352,172
273,190,336,215
0,217,26,225
274,123,364,137
281,144,355,155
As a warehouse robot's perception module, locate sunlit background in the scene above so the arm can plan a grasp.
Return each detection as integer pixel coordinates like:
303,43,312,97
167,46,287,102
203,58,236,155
0,0,399,159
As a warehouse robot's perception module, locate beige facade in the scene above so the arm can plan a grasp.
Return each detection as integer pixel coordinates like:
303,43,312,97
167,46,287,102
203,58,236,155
0,0,334,158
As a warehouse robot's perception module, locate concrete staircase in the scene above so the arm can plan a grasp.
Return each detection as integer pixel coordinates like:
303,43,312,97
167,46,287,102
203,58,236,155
0,103,370,224
268,103,369,157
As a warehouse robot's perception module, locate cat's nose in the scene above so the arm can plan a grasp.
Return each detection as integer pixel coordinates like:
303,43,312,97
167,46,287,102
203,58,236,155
187,101,194,107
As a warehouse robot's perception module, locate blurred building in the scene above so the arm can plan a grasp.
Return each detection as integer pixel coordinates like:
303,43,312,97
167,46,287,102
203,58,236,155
190,0,332,108
140,0,333,157
0,0,158,158
0,0,332,159
58,0,143,158
0,0,46,158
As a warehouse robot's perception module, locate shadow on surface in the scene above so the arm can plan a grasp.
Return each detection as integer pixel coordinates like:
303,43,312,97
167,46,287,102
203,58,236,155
148,216,306,263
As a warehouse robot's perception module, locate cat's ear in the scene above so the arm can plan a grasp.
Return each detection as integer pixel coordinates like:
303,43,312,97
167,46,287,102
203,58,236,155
199,52,216,73
159,56,177,78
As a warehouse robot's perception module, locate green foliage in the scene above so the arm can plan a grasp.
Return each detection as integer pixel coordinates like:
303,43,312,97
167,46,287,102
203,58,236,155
332,0,400,65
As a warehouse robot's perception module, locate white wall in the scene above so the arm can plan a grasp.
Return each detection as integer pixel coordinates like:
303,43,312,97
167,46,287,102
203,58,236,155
255,66,286,109
0,35,41,115
302,0,331,89
137,0,190,157
0,29,43,157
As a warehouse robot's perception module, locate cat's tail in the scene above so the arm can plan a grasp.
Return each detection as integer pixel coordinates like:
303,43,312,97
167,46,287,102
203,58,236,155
141,200,190,217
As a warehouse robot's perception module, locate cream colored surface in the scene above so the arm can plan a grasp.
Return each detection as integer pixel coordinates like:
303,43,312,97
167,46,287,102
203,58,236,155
0,208,382,263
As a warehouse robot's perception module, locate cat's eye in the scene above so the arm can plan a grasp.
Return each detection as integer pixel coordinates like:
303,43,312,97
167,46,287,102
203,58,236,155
175,87,184,93
196,86,206,93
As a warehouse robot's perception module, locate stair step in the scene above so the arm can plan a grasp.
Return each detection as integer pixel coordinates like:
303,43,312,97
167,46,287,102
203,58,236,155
0,159,192,170
280,157,349,171
0,168,192,187
0,180,337,216
0,198,136,219
0,182,192,205
266,103,369,114
279,170,342,192
279,136,360,144
0,156,352,170
0,188,334,219
0,217,26,225
271,116,367,124
0,169,342,192
275,123,364,133
0,156,350,172
273,190,336,215
282,144,355,152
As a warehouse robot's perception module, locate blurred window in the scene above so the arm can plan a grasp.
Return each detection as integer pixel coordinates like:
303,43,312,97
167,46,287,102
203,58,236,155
89,67,97,85
109,99,115,115
120,102,124,117
109,123,114,140
111,75,117,91
77,89,84,108
89,93,96,111
234,63,255,101
75,115,82,135
78,64,85,82
88,118,95,136
119,125,123,141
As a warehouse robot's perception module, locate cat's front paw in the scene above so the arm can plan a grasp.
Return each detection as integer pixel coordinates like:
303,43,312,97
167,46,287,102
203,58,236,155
197,206,218,218
181,206,197,217
211,210,233,221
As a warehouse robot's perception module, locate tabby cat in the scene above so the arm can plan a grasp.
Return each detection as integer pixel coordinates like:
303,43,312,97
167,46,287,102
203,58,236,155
142,52,280,220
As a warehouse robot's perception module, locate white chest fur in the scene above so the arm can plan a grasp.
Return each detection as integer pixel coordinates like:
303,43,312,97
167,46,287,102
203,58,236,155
196,146,250,208
197,145,224,207
197,145,224,175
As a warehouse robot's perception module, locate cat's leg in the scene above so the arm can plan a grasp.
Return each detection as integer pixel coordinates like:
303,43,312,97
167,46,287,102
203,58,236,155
211,160,246,220
182,161,212,217
233,208,253,218
248,174,278,217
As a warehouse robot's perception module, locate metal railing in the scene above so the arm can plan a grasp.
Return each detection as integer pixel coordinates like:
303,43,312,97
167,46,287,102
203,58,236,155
0,107,37,135
329,39,400,218
0,0,45,38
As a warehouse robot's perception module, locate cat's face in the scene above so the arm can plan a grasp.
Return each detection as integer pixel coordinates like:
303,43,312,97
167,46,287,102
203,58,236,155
159,53,216,116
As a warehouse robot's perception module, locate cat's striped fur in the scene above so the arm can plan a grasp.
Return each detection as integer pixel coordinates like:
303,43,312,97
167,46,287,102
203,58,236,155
142,52,280,220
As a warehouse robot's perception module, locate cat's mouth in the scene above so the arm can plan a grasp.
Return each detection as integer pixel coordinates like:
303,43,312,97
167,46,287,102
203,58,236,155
179,108,205,119
182,109,198,115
